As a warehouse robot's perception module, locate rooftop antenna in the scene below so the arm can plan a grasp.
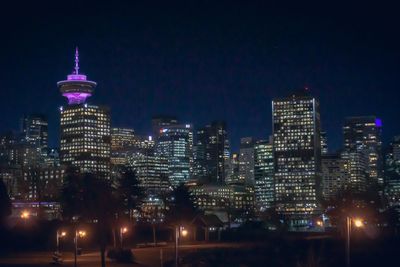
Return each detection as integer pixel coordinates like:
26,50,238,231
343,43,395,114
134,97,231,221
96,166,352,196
74,47,79,74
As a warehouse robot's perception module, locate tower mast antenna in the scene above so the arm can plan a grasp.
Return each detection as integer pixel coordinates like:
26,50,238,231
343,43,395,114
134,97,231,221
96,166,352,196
74,47,79,74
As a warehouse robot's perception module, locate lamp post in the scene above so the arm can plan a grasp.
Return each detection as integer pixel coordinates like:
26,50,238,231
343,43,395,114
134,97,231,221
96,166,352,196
56,230,67,253
74,230,86,267
175,226,188,267
120,227,128,248
20,210,30,226
346,217,364,267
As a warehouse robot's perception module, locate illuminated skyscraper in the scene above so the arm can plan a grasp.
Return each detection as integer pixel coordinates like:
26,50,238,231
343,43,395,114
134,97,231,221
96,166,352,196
111,128,136,151
254,139,274,211
58,48,111,179
272,90,322,228
225,153,240,184
321,153,349,200
156,124,193,187
239,137,255,186
151,116,179,141
194,121,229,184
110,127,136,166
385,136,400,218
340,150,368,191
20,114,48,158
320,131,328,155
343,116,383,185
127,136,170,195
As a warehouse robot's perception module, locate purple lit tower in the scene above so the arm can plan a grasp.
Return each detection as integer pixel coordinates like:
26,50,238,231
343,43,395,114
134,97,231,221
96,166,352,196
57,48,96,105
58,48,111,179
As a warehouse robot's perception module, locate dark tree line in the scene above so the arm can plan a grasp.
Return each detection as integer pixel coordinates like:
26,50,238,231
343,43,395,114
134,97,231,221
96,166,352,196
61,167,145,267
0,178,11,226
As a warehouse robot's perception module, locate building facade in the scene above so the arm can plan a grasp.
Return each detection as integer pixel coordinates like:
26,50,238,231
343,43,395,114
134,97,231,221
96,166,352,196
320,131,328,155
127,136,171,195
225,153,240,184
254,139,274,211
239,137,255,186
194,121,229,184
20,114,48,158
272,90,322,228
321,153,349,200
156,124,193,187
343,116,383,185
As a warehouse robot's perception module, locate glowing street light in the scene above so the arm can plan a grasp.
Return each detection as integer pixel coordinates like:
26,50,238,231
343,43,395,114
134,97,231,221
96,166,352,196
175,226,189,267
20,210,30,226
316,220,323,227
74,230,87,267
78,230,86,237
120,227,128,248
346,217,364,267
181,229,188,237
20,210,30,219
353,218,364,228
56,230,67,253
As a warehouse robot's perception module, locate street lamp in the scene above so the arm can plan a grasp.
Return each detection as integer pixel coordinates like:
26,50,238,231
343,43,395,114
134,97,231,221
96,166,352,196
56,230,67,253
20,210,30,226
53,230,67,264
120,227,128,248
181,229,188,237
346,217,364,267
20,210,30,219
175,226,188,267
74,230,86,267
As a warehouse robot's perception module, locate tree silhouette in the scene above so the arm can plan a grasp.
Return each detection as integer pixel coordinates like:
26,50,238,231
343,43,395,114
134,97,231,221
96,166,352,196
0,178,11,226
165,183,199,226
115,167,145,218
112,167,145,247
61,168,116,267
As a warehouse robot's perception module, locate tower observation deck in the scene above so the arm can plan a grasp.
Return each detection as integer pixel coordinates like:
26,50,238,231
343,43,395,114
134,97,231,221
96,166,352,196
57,48,97,105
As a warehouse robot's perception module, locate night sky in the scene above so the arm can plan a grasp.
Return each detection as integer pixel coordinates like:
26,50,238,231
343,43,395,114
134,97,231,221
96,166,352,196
1,1,400,151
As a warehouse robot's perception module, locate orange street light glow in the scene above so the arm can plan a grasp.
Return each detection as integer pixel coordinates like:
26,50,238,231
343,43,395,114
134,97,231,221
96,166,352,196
78,230,86,237
353,218,364,228
181,229,188,237
61,231,67,237
20,210,30,219
121,227,128,234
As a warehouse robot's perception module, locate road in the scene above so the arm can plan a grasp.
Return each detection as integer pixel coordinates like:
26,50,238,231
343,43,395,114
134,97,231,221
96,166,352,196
0,242,254,267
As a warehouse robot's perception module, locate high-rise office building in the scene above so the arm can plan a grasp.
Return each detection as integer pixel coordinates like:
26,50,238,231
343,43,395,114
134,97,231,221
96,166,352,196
20,114,48,158
127,136,171,195
111,127,136,166
343,116,383,185
225,153,240,184
320,131,328,155
194,121,229,184
58,48,111,179
272,90,322,227
0,132,16,165
254,139,274,211
385,136,400,219
340,150,368,191
321,153,349,200
151,116,179,141
156,124,193,187
239,137,255,186
111,128,136,151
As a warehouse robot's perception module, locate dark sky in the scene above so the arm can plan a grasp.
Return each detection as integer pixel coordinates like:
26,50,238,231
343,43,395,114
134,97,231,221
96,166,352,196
1,1,400,151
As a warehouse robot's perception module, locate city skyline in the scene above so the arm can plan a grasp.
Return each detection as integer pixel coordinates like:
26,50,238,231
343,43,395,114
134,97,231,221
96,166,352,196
1,2,400,152
2,2,400,266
